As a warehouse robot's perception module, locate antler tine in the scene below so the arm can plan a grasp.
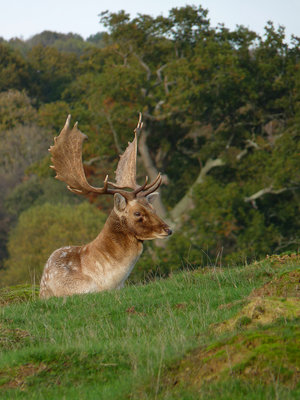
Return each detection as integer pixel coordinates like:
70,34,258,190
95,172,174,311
138,174,162,197
64,114,71,129
132,176,149,195
103,175,109,191
134,112,143,134
108,176,151,197
142,173,161,191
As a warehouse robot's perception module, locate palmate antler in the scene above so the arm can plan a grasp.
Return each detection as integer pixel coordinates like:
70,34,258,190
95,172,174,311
49,113,162,200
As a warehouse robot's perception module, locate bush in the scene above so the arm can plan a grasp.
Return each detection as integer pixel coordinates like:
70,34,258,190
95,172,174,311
0,202,106,287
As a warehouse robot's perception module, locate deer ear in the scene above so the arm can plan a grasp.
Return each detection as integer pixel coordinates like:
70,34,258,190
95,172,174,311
114,193,127,212
146,192,159,204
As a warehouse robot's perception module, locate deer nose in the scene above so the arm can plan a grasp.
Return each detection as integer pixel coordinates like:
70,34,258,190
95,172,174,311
164,227,173,236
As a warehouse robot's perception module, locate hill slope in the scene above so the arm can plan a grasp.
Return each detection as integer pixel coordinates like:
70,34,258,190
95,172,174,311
0,254,299,399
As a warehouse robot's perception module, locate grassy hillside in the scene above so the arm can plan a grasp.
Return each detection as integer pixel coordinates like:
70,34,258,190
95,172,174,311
0,254,299,399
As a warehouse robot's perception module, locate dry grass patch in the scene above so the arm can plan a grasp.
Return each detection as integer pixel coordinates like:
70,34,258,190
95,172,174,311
0,324,32,351
0,363,47,390
0,285,39,307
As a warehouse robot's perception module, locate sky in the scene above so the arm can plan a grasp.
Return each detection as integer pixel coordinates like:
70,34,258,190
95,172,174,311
1,0,299,42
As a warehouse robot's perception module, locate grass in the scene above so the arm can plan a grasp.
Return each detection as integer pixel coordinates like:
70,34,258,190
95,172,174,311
0,254,299,399
0,285,39,307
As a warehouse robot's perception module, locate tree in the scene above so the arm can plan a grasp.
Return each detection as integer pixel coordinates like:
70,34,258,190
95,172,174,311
27,45,80,102
0,123,49,182
0,44,30,91
0,89,37,131
87,7,300,266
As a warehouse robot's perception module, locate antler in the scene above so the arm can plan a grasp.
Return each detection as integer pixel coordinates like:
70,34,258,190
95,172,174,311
49,113,161,200
114,112,142,190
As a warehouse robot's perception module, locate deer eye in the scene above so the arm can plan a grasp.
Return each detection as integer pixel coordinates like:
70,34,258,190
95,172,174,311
134,212,141,217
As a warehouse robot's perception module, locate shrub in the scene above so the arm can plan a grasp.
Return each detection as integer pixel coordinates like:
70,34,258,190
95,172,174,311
0,202,106,286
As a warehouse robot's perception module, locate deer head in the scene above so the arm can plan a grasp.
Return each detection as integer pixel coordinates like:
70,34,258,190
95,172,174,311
113,193,172,240
49,113,172,241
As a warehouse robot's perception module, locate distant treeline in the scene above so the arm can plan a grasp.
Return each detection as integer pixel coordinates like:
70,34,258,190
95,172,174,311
0,30,106,55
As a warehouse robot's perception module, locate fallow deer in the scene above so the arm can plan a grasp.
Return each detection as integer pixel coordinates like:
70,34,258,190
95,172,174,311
39,114,172,298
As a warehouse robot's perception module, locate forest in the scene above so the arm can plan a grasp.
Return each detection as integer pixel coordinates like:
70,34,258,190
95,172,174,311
0,5,299,287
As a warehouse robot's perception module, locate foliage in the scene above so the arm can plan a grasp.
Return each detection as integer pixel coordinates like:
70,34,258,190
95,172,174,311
0,90,37,130
8,31,95,56
86,32,106,47
4,177,83,220
0,44,30,91
0,124,49,178
4,178,44,218
26,45,80,102
0,202,106,286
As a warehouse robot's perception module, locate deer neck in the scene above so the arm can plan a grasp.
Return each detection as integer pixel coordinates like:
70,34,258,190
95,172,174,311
90,210,143,263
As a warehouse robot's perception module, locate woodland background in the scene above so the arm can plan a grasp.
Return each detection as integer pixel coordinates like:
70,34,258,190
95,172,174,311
0,5,299,287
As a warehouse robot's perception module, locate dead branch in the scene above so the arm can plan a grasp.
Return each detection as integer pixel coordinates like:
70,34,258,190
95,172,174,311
154,100,165,112
143,111,173,122
133,53,151,81
244,185,291,208
236,138,260,160
113,50,129,66
156,64,167,83
83,156,102,166
105,114,122,154
170,158,225,227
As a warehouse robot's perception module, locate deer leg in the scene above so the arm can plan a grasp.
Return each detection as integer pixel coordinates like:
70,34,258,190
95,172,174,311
43,272,98,298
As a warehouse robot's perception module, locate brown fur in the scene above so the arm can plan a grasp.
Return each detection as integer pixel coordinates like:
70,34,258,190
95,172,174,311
40,195,171,299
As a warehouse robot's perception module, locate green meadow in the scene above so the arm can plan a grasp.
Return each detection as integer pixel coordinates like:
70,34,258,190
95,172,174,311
0,254,299,399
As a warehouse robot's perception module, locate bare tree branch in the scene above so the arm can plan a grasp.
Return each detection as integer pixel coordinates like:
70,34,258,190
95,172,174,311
244,185,294,208
133,53,151,81
105,114,122,154
83,156,102,166
143,111,173,121
170,158,225,227
164,76,176,96
246,139,260,149
156,64,167,83
164,76,170,95
154,100,165,112
113,50,129,66
226,134,235,149
274,237,300,252
236,138,260,160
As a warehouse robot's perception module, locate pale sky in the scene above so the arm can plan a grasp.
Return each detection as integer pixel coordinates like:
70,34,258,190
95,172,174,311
1,0,299,42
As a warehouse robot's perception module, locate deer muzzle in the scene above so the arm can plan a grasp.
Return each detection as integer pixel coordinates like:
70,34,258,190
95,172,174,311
164,226,172,236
